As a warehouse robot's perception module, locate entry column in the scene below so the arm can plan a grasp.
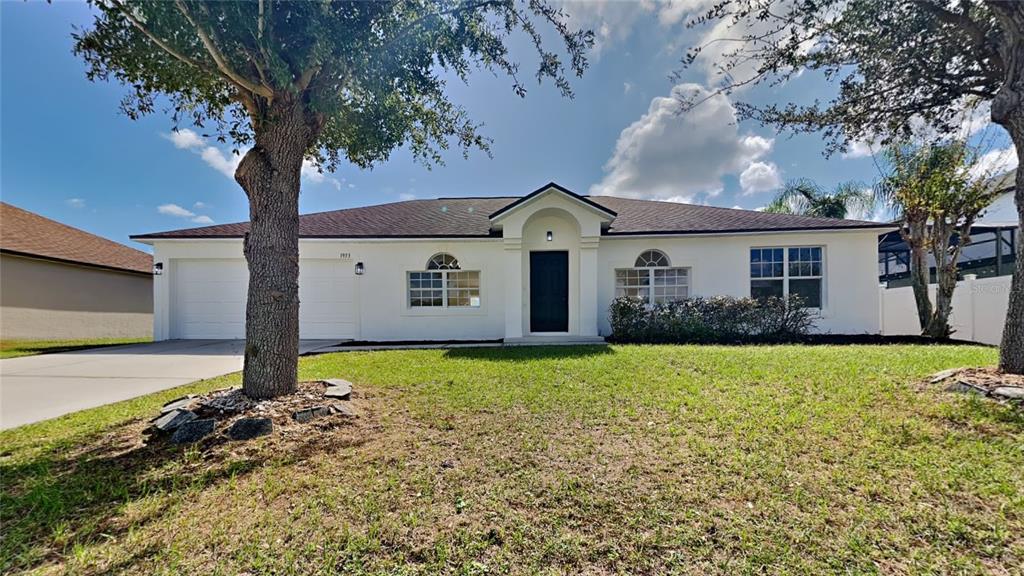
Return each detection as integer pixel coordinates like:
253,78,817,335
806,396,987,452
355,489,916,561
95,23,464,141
503,238,524,339
579,236,600,336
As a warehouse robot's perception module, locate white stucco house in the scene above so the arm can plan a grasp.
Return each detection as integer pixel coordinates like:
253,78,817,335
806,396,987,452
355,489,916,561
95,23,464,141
132,183,892,343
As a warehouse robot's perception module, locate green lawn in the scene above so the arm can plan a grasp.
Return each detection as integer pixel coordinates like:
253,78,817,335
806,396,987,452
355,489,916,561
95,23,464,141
1,344,1020,574
0,338,151,359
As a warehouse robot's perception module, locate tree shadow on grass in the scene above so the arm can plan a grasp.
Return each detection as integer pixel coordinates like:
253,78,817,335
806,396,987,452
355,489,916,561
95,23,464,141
0,415,367,573
443,344,615,362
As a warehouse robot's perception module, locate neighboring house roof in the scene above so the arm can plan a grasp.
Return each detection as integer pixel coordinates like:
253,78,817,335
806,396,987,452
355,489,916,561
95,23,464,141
132,183,892,240
1,202,152,275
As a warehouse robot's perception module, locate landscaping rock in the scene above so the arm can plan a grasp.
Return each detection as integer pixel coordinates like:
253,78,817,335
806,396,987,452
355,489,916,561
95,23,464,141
992,386,1024,400
330,403,355,417
227,417,274,440
945,380,988,396
170,418,216,444
293,406,332,423
161,395,196,414
201,388,253,414
930,368,961,384
153,409,197,432
324,379,353,400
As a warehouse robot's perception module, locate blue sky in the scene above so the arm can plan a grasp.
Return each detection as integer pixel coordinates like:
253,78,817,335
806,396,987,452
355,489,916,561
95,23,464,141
1,2,1012,251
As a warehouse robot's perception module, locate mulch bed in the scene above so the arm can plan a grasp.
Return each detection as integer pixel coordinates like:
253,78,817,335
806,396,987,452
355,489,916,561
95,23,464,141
929,366,1024,408
152,381,358,444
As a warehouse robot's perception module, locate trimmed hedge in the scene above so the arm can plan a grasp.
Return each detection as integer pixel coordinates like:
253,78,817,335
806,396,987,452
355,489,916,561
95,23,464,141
608,295,817,344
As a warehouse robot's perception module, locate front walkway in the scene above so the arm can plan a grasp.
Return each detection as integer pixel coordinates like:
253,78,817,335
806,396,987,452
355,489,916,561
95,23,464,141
0,340,335,430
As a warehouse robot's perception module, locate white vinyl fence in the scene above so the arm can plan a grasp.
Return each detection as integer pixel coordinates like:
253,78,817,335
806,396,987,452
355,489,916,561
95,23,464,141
879,275,1011,345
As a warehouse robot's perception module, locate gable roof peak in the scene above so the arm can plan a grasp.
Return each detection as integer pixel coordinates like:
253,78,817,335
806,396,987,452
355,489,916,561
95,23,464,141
488,181,617,221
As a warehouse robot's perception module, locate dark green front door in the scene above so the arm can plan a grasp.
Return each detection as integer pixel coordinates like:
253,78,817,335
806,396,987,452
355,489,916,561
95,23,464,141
530,251,569,332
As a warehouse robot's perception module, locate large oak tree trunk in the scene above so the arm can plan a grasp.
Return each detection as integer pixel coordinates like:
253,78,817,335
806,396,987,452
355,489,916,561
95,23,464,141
234,99,321,399
988,2,1024,374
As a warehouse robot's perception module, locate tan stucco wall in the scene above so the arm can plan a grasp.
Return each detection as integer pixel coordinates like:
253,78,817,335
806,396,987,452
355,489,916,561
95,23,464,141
0,253,152,339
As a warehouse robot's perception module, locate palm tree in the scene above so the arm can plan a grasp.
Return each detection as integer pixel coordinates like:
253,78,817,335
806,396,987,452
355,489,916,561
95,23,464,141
763,179,874,219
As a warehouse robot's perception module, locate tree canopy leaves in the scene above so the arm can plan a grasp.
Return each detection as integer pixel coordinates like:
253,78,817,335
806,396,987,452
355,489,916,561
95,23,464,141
73,0,594,169
678,0,1004,155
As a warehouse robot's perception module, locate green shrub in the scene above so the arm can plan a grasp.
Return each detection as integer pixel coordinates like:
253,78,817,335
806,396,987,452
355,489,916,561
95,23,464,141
608,295,817,344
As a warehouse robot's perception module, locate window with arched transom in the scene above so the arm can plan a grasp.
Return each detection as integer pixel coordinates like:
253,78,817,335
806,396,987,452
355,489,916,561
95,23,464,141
408,253,480,308
426,253,460,270
635,250,670,268
615,249,690,304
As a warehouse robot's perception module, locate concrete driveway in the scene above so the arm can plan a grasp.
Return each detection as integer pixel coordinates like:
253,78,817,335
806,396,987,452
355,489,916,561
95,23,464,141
0,340,335,430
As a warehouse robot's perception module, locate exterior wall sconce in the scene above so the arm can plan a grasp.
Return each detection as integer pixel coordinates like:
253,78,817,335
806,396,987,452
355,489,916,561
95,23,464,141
546,231,553,242
355,262,365,275
153,262,164,276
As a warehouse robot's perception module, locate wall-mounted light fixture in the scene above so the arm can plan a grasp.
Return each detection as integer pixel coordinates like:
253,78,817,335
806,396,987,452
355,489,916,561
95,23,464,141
153,262,164,276
355,262,365,275
546,231,553,242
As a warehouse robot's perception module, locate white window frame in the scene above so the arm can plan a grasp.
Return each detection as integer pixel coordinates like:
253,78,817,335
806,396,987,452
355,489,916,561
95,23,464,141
749,245,825,309
407,269,481,308
615,250,691,305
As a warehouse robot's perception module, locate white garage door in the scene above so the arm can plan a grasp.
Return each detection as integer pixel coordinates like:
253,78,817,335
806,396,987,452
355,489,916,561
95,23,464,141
172,259,356,340
298,259,357,339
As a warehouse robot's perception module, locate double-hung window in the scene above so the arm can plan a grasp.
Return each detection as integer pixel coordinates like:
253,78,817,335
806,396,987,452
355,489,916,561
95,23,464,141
408,253,480,308
750,246,823,308
615,250,690,304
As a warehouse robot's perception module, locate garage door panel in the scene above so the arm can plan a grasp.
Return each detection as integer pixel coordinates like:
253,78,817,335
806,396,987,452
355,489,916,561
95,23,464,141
298,260,355,339
172,259,354,340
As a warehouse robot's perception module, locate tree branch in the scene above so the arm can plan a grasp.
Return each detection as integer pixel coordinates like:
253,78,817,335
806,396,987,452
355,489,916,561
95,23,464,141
295,66,320,92
109,0,214,75
918,0,1005,72
173,0,274,99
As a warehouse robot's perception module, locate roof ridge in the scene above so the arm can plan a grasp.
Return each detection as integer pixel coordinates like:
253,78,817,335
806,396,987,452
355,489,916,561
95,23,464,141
590,195,880,225
435,196,518,200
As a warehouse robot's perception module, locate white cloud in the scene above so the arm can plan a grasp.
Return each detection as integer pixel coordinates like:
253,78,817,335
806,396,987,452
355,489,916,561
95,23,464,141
969,146,1018,182
200,146,243,179
662,194,695,204
623,81,634,94
163,129,242,178
66,198,85,209
844,103,995,160
301,160,342,190
655,0,718,26
557,1,718,57
739,161,782,195
158,203,196,218
590,83,777,201
193,201,208,210
165,130,342,189
399,192,417,201
559,1,648,56
167,128,206,150
158,203,215,225
842,139,879,159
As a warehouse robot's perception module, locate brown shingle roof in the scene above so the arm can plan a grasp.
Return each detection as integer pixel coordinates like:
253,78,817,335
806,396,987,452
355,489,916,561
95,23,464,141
1,202,152,274
592,196,889,235
132,187,891,240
